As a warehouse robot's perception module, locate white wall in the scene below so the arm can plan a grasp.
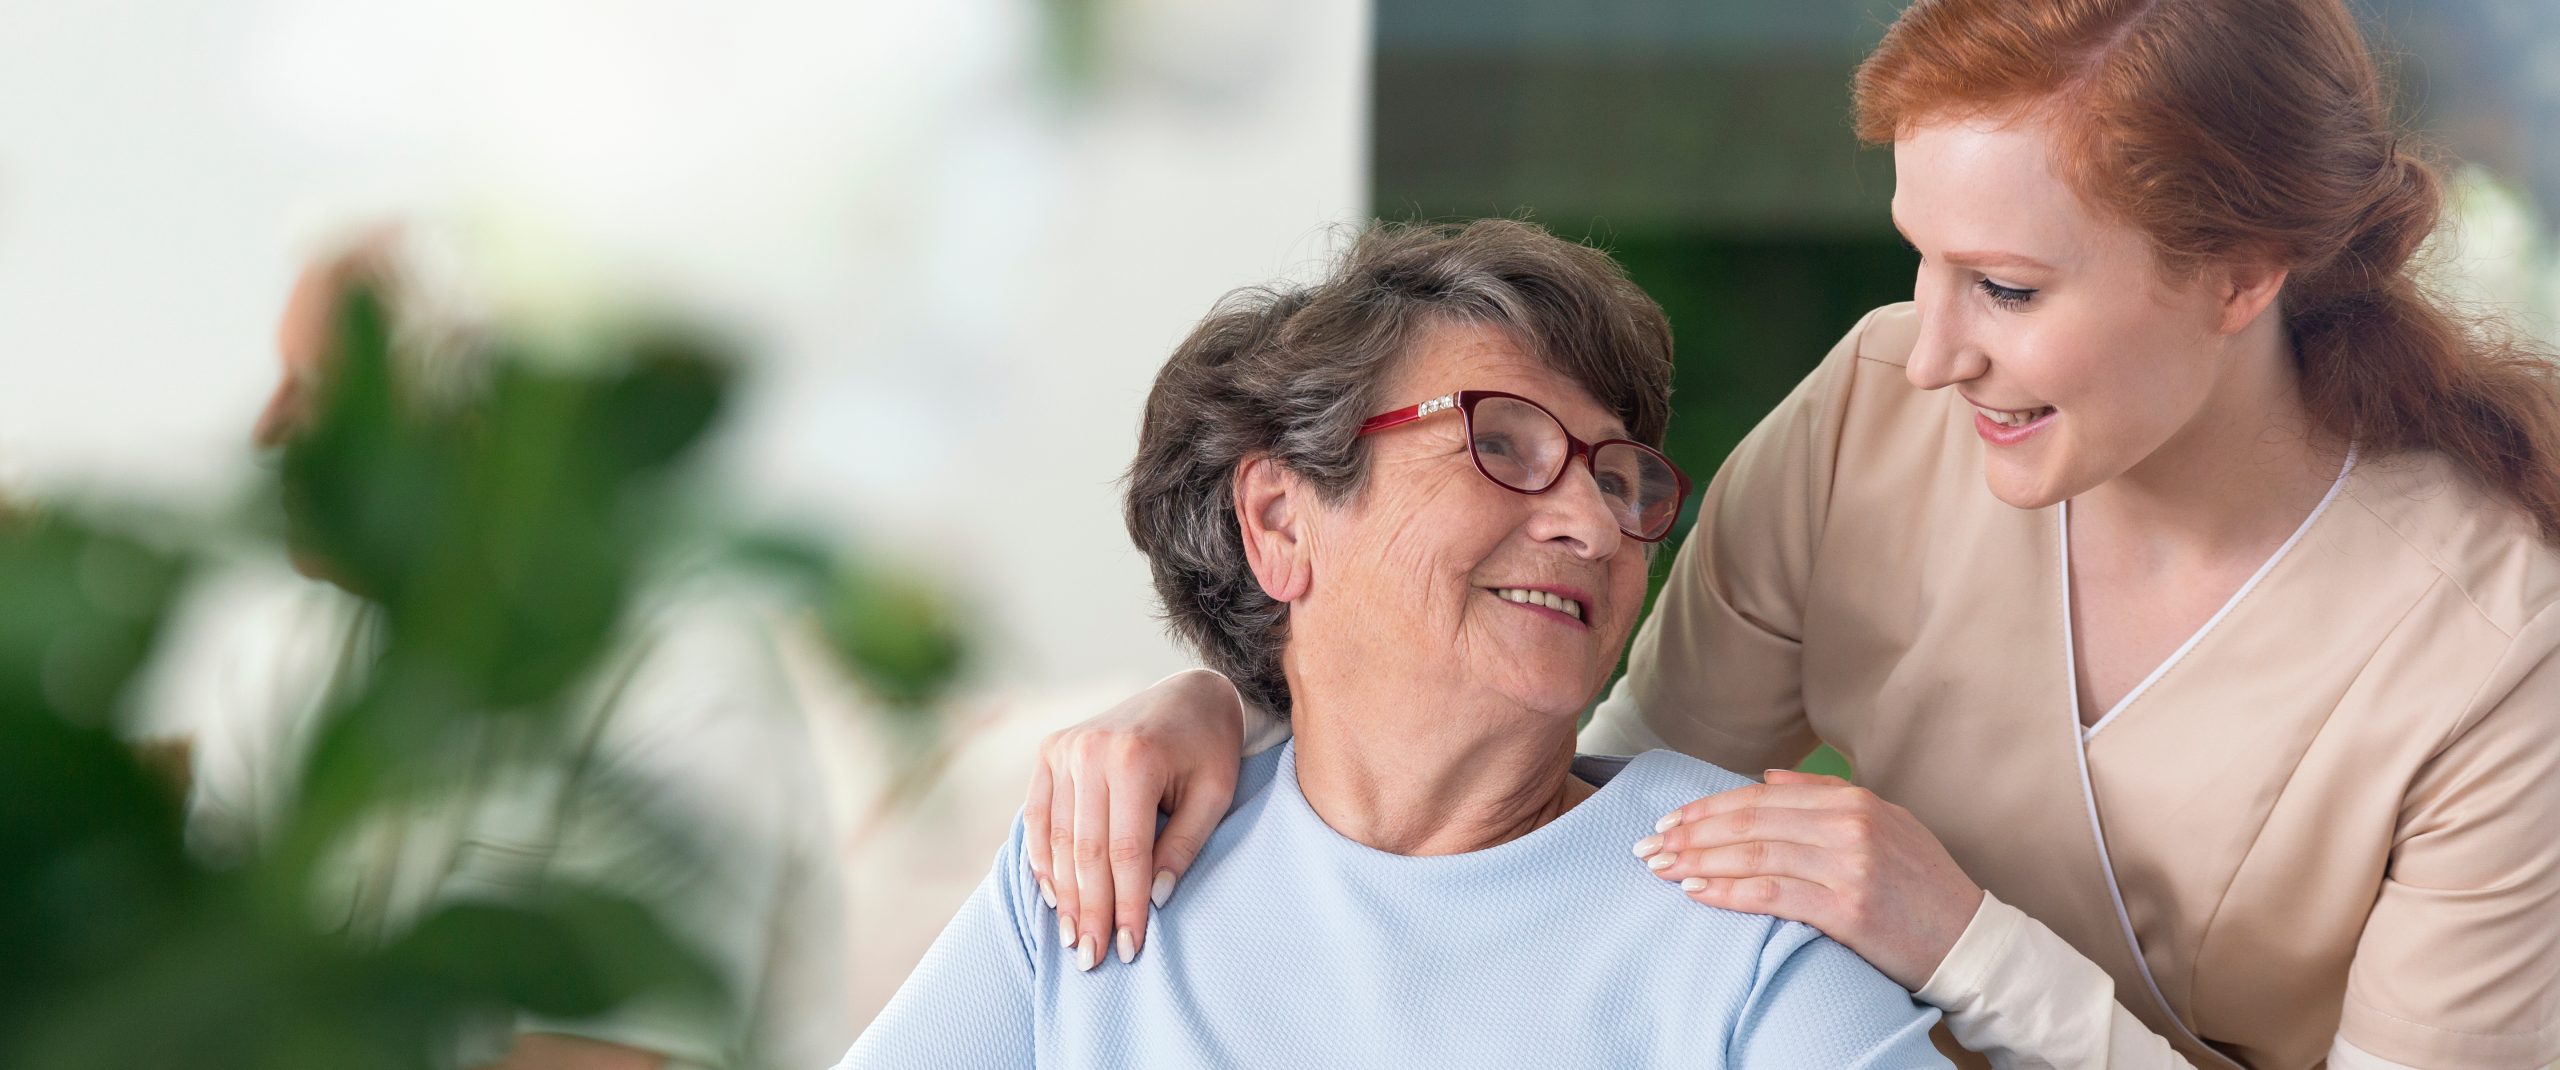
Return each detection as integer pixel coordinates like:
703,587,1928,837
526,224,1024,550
0,0,1370,688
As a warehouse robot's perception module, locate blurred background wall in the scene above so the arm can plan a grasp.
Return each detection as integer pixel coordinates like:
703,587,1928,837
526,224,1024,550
0,0,1367,685
3,0,2552,1038
0,0,1368,1032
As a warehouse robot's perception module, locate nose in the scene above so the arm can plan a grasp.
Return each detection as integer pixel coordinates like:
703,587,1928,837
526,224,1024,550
1903,271,1987,393
1524,457,1626,562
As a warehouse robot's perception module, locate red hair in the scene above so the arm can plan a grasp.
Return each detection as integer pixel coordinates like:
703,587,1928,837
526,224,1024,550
1855,0,2560,539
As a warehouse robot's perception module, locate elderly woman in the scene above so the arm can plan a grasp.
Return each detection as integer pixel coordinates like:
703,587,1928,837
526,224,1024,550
839,220,1946,1067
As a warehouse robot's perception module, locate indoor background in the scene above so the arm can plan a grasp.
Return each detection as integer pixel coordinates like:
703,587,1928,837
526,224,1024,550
3,0,2551,1038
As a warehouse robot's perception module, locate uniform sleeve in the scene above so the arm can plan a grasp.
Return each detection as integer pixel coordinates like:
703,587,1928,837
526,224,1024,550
2338,606,2560,1068
2327,1036,2430,1070
1915,891,2195,1069
1580,309,1879,773
1729,921,1951,1069
837,820,1044,1070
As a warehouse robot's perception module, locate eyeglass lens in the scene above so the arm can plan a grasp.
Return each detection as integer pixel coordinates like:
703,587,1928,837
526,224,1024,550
1468,395,1682,539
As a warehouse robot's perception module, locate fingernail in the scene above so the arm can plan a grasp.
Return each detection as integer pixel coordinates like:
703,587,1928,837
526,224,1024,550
1039,879,1058,910
1151,869,1176,909
1632,834,1663,857
1654,812,1681,833
1117,928,1136,964
1681,877,1709,893
1077,934,1099,972
1646,852,1675,871
1058,915,1075,949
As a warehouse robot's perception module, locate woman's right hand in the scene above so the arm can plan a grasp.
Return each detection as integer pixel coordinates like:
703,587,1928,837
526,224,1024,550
1024,667,1246,970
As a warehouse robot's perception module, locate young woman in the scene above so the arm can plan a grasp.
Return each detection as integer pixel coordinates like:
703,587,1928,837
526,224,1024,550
1018,2,2560,1066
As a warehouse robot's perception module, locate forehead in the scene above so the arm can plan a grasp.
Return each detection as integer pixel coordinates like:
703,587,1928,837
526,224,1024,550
1384,319,1631,440
1888,115,2098,250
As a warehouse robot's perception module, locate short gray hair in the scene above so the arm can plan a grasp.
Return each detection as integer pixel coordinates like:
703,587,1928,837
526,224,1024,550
1123,218,1675,717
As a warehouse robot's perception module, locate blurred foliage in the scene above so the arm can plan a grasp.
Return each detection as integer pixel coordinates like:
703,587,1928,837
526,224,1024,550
0,282,968,1068
730,532,969,720
1034,0,1111,101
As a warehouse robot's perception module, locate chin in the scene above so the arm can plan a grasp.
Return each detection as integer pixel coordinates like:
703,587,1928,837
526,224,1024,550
1980,456,2083,512
1983,475,2059,511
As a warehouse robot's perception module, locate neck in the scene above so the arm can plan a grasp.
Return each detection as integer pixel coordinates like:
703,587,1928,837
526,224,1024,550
1285,670,1594,856
2073,320,2348,559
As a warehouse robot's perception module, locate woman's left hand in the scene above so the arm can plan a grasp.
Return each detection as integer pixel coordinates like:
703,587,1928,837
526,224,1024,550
1634,768,1985,990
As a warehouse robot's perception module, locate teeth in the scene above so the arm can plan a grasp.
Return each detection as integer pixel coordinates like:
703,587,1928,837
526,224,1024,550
1490,588,1582,621
1975,405,2051,429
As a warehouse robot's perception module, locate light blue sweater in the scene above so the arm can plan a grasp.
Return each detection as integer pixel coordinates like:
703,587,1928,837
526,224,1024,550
842,744,1947,1068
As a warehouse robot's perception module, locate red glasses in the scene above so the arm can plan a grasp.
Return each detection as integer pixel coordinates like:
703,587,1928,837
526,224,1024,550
1356,390,1692,542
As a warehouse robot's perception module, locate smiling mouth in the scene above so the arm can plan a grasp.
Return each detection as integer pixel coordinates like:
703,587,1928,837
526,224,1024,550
1972,403,2054,428
1485,586,1586,623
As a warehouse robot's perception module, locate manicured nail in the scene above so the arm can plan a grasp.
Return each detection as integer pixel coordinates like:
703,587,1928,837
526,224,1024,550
1151,869,1176,909
1058,915,1075,949
1681,877,1709,893
1039,879,1058,910
1632,834,1663,857
1117,928,1136,964
1077,934,1100,972
1647,852,1675,871
1655,812,1681,833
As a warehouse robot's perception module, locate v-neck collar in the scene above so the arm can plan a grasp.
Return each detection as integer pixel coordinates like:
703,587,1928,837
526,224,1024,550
2061,444,2360,742
2045,446,2355,1066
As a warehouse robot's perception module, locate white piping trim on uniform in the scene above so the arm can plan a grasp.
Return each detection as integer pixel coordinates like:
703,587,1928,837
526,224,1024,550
2075,444,2359,741
2053,444,2355,1066
2058,511,2218,1060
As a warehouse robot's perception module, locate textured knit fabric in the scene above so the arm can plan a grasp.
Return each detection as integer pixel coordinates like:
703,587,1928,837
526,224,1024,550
841,744,1947,1068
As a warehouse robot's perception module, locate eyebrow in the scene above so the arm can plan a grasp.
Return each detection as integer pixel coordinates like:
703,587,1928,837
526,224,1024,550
1942,249,2054,272
1890,216,2056,273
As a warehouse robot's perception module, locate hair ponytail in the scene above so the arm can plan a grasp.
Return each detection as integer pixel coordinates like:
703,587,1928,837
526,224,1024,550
2290,151,2560,538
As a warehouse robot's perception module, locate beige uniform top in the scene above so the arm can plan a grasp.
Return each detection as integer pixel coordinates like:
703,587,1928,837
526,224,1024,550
1575,303,2560,1069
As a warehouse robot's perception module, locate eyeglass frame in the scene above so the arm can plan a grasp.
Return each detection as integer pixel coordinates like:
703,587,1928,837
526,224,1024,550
1353,389,1693,543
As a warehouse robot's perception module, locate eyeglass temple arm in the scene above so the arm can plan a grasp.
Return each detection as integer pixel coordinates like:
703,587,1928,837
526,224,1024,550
1355,393,1458,436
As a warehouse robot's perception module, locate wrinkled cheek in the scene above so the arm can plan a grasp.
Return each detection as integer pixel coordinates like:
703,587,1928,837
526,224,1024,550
1313,516,1466,639
1370,522,1442,577
1359,498,1496,609
1368,480,1469,556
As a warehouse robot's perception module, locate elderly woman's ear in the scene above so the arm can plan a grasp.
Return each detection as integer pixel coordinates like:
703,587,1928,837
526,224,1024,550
1232,454,1314,604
